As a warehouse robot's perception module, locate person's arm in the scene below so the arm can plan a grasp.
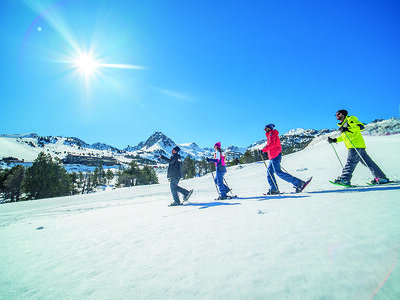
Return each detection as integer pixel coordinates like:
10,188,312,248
160,155,172,163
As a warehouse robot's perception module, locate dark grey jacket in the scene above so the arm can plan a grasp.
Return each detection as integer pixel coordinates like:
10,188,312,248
160,153,183,179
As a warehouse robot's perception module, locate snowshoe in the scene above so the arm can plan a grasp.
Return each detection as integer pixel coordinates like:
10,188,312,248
266,189,280,195
329,179,354,187
183,189,193,202
295,177,312,193
370,178,390,185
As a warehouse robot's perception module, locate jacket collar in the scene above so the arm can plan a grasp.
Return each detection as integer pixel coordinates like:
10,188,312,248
337,115,349,127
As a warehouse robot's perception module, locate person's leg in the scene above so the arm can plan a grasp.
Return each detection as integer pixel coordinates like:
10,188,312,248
358,148,387,179
273,154,302,186
216,171,227,197
176,179,189,197
267,159,279,192
169,177,180,204
339,149,360,182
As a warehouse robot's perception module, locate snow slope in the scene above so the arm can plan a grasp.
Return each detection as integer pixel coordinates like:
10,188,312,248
1,135,399,299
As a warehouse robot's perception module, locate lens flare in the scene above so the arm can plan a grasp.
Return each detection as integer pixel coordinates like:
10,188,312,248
72,52,99,76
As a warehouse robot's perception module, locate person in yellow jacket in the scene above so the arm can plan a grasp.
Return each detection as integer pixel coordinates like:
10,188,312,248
327,109,389,185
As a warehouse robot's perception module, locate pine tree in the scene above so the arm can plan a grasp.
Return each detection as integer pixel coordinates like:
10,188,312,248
117,172,134,187
93,167,100,187
23,152,72,200
0,169,12,198
197,158,211,176
70,172,79,195
183,156,196,179
138,166,159,185
240,150,255,164
4,165,25,202
78,171,85,194
106,169,114,185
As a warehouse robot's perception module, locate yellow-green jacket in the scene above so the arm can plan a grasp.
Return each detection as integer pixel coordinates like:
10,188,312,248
336,115,366,149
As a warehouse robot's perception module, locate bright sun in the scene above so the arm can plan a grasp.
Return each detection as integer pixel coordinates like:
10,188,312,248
73,52,99,76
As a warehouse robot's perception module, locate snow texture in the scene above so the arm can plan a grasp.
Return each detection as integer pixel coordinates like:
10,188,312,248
1,135,400,299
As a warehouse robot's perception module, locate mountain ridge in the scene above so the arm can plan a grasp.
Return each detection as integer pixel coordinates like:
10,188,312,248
1,118,399,166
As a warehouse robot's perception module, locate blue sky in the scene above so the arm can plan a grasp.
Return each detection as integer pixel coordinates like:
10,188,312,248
1,0,399,149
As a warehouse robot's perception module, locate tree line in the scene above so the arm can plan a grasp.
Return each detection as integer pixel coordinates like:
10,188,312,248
1,150,263,202
0,152,158,203
181,150,263,179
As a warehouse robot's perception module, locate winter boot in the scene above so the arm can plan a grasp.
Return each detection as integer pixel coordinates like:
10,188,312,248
295,181,306,193
266,189,280,195
333,177,351,186
295,177,312,193
183,189,193,202
371,178,390,185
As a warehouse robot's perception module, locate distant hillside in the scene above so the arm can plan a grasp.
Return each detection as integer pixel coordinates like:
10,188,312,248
1,118,399,170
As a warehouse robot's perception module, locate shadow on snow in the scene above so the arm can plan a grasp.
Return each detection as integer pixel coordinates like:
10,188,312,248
185,201,241,209
309,185,400,195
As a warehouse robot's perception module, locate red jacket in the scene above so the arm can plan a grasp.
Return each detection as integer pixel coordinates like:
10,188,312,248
262,129,282,159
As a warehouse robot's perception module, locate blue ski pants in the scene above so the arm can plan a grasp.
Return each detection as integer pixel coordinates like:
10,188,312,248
214,170,229,197
267,154,301,191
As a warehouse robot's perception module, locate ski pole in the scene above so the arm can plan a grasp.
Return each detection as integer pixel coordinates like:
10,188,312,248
223,178,235,197
259,151,280,193
269,160,281,191
330,143,344,169
343,131,368,167
211,171,220,197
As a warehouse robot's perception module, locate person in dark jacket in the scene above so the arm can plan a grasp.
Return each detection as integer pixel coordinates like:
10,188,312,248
160,146,193,206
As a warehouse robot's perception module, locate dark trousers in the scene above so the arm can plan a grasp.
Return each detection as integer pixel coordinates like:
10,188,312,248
170,177,189,204
341,148,386,181
267,154,302,191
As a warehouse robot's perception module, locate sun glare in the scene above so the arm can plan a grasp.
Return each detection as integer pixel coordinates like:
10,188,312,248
73,52,99,76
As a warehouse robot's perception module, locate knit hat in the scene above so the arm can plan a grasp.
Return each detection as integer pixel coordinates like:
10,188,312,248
214,142,221,148
264,124,275,130
336,109,348,117
173,146,181,153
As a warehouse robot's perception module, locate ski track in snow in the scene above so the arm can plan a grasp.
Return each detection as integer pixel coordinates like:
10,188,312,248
1,135,400,299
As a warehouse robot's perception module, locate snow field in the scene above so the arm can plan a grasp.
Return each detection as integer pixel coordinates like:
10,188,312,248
0,135,399,299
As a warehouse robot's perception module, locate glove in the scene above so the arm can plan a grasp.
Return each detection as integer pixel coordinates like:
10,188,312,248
206,157,211,162
258,149,264,155
327,137,337,144
339,126,349,133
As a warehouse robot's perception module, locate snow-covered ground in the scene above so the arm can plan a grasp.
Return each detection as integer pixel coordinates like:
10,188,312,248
1,135,399,299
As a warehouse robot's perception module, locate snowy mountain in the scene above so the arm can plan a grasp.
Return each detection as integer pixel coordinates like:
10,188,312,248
1,118,399,169
363,117,400,135
248,128,335,155
124,132,213,161
90,142,122,153
1,134,399,299
0,133,39,139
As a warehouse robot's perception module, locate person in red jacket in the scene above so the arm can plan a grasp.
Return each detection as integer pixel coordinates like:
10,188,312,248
260,124,308,194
